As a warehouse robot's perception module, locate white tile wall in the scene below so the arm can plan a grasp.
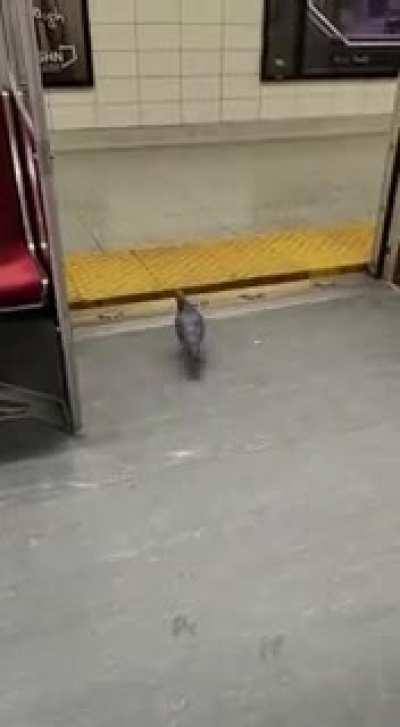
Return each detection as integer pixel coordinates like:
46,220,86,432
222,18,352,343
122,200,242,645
139,51,180,77
47,0,396,131
182,100,220,123
182,77,220,101
96,103,138,126
183,0,222,24
91,24,134,51
49,90,96,106
90,0,134,24
140,78,180,102
51,104,97,130
223,98,260,121
96,78,137,104
182,25,221,50
224,50,260,75
225,0,262,24
138,25,180,51
224,24,261,50
223,75,261,99
94,51,136,78
140,102,181,125
136,0,180,23
182,51,221,76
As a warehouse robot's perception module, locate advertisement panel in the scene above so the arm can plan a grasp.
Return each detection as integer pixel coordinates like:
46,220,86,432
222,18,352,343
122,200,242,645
262,1,400,79
32,0,93,87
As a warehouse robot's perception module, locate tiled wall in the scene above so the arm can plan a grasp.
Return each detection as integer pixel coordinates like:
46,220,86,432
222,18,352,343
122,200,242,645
46,0,396,131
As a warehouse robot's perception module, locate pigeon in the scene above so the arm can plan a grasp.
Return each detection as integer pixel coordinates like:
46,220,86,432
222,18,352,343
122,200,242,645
175,291,205,365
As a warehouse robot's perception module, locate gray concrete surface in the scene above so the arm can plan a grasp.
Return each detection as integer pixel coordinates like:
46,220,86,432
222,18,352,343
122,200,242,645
2,280,400,726
55,133,388,253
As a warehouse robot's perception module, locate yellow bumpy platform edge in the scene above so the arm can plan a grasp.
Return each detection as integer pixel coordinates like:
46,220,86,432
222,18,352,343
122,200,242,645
66,221,373,309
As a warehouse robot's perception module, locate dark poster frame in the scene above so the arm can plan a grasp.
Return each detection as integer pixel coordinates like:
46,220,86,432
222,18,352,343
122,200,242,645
33,0,94,88
261,0,400,82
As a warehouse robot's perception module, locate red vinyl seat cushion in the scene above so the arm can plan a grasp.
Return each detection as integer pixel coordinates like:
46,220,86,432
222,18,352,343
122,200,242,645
0,238,45,308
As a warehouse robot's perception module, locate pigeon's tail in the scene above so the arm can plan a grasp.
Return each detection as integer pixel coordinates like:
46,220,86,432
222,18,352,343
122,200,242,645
182,334,203,379
184,338,201,362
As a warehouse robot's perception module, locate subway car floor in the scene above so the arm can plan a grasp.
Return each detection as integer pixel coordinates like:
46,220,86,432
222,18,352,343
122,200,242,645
55,132,387,308
2,277,400,726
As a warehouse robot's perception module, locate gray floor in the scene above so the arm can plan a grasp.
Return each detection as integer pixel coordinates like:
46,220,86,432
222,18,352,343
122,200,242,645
2,279,400,726
55,133,388,253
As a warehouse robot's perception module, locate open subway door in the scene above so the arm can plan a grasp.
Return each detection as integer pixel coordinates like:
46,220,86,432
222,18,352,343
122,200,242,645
0,0,80,431
371,76,400,283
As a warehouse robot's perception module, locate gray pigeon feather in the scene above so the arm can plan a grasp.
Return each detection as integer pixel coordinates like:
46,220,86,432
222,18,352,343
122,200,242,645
175,293,205,361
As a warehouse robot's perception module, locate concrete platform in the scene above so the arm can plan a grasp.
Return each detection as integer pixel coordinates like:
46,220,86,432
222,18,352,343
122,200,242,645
56,132,386,309
54,133,387,254
2,278,400,726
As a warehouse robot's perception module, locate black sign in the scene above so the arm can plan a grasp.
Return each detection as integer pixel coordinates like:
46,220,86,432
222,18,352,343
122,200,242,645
33,0,93,87
262,0,400,80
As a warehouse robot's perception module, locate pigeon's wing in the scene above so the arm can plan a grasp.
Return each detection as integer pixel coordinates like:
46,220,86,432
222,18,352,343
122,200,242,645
197,310,205,342
175,300,205,358
175,313,185,344
190,307,205,342
181,308,204,357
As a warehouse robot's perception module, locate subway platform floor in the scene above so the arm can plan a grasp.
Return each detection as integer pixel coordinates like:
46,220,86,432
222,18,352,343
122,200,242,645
2,276,400,726
55,132,387,307
55,133,387,253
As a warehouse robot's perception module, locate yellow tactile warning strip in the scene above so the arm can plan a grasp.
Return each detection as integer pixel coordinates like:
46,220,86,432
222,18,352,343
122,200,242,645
66,221,373,309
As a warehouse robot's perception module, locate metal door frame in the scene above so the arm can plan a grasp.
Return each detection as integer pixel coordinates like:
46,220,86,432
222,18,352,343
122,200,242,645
371,75,400,284
0,0,81,432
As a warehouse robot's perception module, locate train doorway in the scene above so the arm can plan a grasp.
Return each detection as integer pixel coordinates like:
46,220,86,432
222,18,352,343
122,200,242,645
0,0,81,431
371,75,400,284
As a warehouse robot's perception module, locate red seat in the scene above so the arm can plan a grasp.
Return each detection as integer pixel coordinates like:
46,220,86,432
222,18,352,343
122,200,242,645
0,90,47,310
0,238,46,309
